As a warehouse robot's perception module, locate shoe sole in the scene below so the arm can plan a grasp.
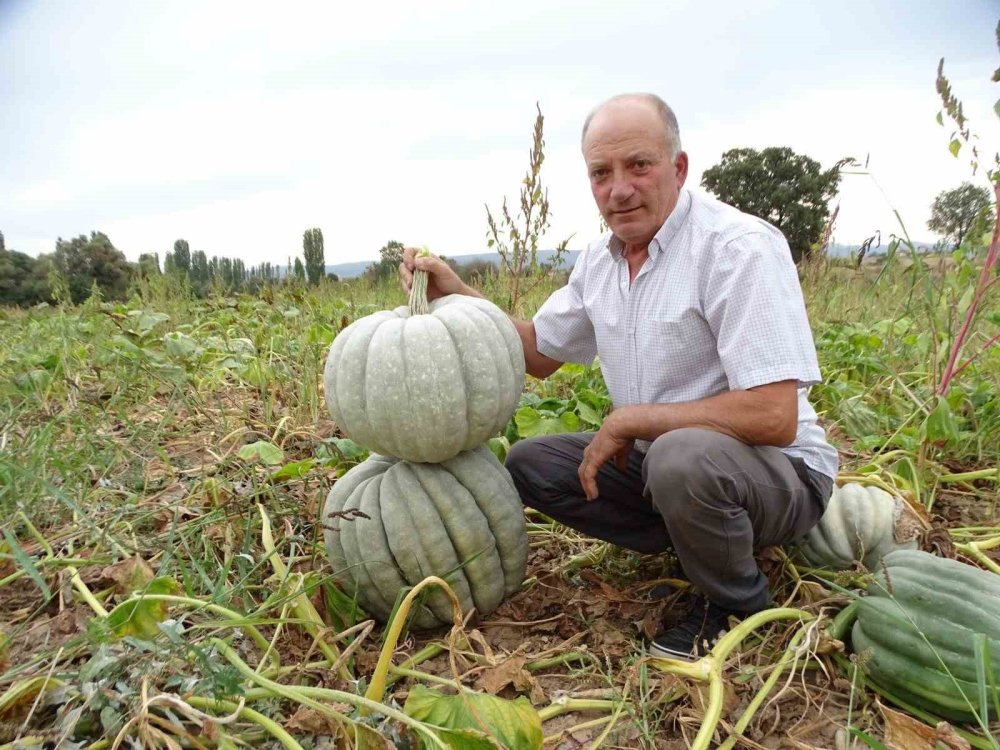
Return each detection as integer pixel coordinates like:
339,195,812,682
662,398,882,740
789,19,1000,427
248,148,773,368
647,642,701,662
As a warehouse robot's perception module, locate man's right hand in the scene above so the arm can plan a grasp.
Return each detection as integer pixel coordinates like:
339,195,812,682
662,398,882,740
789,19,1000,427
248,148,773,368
399,247,481,301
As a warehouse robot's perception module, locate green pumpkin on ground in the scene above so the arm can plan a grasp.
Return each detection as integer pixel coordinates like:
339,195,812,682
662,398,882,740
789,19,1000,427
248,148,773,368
322,446,528,629
852,548,1000,721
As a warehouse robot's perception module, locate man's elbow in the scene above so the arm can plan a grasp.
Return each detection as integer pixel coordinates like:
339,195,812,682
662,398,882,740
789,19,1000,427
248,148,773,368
526,357,563,380
767,412,798,447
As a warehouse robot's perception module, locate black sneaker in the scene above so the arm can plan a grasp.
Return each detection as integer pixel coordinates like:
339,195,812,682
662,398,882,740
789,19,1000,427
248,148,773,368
648,599,740,661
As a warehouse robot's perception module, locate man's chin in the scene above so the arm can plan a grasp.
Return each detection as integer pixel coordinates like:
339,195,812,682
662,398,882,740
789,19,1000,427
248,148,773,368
609,217,651,241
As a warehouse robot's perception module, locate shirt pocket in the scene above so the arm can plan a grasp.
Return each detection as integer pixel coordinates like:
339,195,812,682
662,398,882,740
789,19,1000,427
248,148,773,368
639,311,718,391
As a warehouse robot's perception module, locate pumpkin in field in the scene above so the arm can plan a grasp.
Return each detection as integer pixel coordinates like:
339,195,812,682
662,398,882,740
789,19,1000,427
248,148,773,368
322,263,525,464
798,482,922,571
322,446,528,629
852,549,1000,721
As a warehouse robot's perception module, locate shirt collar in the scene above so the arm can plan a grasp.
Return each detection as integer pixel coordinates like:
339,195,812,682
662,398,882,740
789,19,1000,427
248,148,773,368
607,187,693,260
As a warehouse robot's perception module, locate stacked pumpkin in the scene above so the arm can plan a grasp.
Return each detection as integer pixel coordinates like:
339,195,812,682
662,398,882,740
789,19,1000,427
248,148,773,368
321,262,529,628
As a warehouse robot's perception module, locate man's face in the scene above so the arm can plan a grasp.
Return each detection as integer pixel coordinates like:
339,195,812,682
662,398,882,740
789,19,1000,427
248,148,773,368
583,100,688,247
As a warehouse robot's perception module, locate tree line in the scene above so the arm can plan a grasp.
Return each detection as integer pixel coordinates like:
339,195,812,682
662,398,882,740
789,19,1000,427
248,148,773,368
0,228,334,307
2,145,994,308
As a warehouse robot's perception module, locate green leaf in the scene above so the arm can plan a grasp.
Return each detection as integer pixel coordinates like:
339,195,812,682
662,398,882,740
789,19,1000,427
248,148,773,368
847,728,888,750
163,331,199,358
0,627,8,672
79,646,120,683
2,527,51,600
271,458,316,481
575,399,603,427
104,577,180,640
238,440,284,465
949,139,962,157
936,111,944,126
515,407,580,438
994,99,1000,119
403,685,543,750
921,395,960,446
486,436,510,463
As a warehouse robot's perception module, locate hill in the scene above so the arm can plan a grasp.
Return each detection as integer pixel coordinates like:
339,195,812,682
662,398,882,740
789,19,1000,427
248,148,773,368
325,248,581,279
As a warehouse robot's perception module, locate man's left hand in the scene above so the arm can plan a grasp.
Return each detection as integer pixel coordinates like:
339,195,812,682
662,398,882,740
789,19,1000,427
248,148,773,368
578,409,635,501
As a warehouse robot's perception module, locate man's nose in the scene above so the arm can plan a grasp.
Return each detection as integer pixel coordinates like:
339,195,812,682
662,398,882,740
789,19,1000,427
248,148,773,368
609,172,634,203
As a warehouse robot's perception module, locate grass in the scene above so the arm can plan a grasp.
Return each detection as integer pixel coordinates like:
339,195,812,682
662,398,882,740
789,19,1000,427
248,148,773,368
0,250,998,748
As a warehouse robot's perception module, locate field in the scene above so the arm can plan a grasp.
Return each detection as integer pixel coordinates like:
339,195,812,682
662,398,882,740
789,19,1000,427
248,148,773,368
1,249,999,749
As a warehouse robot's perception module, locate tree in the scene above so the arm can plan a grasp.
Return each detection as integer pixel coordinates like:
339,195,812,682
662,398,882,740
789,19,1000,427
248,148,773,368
700,146,844,263
0,248,51,306
190,250,210,296
303,228,325,284
137,253,161,277
0,230,5,252
367,240,405,281
293,257,306,280
172,239,191,276
51,232,131,303
927,182,994,249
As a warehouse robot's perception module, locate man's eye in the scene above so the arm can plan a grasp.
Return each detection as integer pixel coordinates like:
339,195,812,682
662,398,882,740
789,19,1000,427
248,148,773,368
590,169,607,179
634,160,648,169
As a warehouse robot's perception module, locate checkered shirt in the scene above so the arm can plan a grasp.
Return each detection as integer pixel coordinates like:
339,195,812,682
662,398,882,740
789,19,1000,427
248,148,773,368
533,187,839,479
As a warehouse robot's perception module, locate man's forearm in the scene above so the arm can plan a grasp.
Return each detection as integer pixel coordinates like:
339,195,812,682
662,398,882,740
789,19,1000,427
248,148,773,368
511,318,563,379
610,381,798,448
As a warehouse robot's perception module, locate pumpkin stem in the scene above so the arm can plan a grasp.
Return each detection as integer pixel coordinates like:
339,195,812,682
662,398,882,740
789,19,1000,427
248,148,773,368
408,247,433,316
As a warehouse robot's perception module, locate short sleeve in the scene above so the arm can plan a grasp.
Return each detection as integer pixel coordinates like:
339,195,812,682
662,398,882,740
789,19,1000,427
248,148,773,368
532,252,598,365
701,230,822,391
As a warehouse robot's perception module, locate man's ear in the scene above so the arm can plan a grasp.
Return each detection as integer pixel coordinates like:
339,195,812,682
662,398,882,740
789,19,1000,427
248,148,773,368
675,151,689,187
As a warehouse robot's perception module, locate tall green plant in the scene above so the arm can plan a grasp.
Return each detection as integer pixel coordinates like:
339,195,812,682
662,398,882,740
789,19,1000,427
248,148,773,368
485,103,572,314
933,36,1000,399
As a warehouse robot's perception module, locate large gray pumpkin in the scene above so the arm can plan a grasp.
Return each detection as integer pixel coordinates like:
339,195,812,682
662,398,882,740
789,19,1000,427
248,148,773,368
322,446,528,629
799,482,921,571
323,288,525,463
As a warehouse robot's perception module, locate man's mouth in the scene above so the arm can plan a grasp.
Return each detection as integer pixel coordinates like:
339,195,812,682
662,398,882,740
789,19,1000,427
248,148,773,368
614,207,641,215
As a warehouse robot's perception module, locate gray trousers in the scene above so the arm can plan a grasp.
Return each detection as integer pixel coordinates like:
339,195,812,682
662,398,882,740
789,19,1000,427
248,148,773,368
505,427,833,613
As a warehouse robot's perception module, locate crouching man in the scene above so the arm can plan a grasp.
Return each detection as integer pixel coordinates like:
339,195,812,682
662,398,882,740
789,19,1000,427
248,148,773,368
400,92,837,659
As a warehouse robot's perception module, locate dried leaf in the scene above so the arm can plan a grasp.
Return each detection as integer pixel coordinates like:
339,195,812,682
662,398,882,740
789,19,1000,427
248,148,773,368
284,705,350,735
103,557,155,596
474,655,547,705
879,700,971,750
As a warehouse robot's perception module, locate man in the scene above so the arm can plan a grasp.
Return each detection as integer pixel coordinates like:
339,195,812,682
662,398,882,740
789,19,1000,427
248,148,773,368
400,93,837,660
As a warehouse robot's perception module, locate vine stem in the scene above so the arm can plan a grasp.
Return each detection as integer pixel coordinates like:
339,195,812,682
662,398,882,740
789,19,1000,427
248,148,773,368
184,696,303,750
257,505,350,680
716,622,812,750
650,607,814,750
363,575,463,711
210,638,451,750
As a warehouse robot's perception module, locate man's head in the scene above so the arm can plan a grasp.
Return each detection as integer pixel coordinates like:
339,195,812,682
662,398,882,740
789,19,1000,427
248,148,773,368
581,93,688,247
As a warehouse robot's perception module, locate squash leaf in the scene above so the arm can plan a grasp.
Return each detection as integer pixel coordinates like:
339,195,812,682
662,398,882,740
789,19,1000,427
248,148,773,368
403,685,542,750
515,407,580,438
104,577,180,640
920,396,959,446
271,458,316,481
238,440,284,465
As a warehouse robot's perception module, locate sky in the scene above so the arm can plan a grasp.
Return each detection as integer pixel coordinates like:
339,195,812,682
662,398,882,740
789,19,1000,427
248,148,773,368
1,0,998,266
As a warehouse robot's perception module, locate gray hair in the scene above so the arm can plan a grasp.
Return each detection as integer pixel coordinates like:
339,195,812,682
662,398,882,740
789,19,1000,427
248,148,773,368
581,93,682,157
